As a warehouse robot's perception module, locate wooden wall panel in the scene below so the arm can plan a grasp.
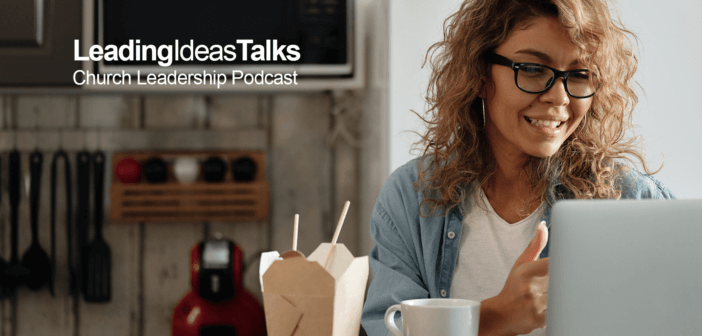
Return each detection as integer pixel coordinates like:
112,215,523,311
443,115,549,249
17,96,78,129
79,96,141,129
208,96,259,129
142,223,203,336
333,141,360,256
270,94,333,256
144,96,207,130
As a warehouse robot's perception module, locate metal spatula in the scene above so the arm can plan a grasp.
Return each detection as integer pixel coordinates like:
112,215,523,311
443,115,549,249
84,151,111,302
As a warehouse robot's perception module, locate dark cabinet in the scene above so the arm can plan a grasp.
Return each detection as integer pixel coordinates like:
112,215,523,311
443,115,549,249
0,0,82,86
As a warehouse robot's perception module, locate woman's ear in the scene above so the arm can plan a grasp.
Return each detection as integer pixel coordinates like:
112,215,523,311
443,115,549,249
480,75,495,100
479,76,488,99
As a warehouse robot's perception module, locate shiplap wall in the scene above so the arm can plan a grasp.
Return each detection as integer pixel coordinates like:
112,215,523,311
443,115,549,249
0,92,363,336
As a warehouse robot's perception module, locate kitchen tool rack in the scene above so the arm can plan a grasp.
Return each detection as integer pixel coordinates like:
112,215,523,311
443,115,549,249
110,151,268,223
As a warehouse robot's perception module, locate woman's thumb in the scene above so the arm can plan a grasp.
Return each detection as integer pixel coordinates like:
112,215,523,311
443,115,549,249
516,221,549,265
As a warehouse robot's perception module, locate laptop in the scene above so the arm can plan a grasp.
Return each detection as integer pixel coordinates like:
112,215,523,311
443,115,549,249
547,199,702,336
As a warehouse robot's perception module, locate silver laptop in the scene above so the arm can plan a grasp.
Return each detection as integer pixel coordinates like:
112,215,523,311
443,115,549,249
547,199,702,336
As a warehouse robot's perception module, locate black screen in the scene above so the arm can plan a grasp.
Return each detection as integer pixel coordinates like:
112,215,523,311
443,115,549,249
101,0,348,66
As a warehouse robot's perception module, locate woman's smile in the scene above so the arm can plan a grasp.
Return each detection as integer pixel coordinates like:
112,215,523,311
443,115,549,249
524,116,566,130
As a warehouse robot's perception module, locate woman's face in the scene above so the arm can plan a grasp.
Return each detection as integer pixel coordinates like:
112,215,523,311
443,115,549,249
484,16,592,161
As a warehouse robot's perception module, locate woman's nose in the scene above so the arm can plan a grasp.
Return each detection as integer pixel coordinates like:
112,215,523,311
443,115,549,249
540,77,570,106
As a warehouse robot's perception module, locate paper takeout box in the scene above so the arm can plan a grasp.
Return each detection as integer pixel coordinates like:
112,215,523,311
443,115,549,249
259,243,369,336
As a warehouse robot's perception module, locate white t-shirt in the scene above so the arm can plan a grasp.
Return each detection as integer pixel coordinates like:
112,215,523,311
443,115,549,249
450,188,546,336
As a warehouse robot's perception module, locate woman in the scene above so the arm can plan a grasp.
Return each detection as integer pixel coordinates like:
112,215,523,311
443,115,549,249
361,0,674,335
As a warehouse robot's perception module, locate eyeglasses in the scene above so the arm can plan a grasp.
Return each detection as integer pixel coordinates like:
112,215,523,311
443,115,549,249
484,52,599,99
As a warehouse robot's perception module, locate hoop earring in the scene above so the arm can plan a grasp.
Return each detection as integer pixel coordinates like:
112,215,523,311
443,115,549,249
481,98,486,127
580,113,587,129
573,113,587,142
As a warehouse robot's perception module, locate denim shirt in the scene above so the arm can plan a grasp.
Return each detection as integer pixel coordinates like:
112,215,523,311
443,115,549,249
361,158,675,336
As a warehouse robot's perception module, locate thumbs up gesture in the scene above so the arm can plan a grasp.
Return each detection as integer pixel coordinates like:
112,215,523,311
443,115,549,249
479,221,549,336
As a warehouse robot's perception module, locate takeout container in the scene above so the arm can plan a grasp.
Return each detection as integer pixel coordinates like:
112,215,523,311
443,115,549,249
259,243,369,336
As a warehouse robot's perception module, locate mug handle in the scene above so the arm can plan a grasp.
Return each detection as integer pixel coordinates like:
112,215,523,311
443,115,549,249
384,304,404,336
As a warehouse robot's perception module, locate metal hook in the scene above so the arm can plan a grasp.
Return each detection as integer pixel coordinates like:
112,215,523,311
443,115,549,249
58,102,67,150
97,127,102,150
58,128,64,150
34,107,39,150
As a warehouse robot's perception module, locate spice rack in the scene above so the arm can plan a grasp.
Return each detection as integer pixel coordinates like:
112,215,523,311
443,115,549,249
110,151,268,223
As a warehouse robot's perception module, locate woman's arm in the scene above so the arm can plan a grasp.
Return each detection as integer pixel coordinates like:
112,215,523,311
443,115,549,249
361,202,429,336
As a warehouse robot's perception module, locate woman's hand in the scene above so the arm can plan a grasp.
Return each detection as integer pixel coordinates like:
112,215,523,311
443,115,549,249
479,221,549,336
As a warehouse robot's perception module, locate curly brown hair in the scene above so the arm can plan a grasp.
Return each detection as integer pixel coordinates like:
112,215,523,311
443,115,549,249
416,0,659,217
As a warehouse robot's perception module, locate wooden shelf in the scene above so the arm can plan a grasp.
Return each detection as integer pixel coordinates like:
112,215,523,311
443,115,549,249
110,151,268,223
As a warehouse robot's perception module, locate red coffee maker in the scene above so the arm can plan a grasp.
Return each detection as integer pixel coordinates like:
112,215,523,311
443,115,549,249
172,236,266,336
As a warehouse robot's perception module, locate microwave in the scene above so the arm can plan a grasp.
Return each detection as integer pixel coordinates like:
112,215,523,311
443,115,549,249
93,0,354,77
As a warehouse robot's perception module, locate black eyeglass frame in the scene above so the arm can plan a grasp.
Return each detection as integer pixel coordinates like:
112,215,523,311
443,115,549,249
484,51,599,99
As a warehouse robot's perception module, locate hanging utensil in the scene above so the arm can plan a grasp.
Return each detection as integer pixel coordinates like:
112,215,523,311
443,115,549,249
20,150,52,291
4,150,27,295
76,150,91,297
84,150,111,302
51,150,72,296
0,155,8,298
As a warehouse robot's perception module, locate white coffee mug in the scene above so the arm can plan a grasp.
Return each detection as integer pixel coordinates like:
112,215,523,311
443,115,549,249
384,298,480,336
